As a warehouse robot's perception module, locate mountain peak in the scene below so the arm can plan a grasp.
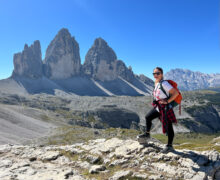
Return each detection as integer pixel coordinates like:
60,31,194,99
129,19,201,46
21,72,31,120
12,40,43,78
43,28,81,79
88,37,117,61
82,38,118,80
93,37,108,47
57,28,71,38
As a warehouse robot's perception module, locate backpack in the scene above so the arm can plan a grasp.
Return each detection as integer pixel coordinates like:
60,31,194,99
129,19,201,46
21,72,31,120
160,80,182,115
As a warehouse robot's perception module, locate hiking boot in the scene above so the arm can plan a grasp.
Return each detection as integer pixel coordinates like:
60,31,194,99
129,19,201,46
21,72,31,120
137,132,150,144
137,132,150,139
160,145,174,153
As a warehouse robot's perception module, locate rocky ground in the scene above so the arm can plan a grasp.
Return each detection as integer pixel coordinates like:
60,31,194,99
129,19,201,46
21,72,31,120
0,137,220,180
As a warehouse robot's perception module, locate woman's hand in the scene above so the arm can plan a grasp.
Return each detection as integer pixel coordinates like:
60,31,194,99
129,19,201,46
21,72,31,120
159,99,168,104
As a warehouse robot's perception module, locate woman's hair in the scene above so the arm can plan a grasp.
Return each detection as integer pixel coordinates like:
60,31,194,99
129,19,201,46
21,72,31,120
154,67,163,74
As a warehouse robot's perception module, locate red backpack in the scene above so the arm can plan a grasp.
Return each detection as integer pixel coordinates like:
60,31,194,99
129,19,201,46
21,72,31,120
160,80,182,115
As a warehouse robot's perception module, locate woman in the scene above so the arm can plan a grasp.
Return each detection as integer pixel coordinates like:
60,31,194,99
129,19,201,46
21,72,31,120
137,67,179,153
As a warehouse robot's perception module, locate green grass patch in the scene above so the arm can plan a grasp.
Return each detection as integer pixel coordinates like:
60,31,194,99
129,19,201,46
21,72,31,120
47,125,94,145
55,109,74,119
153,132,220,145
59,149,81,161
46,125,220,153
104,128,141,140
153,132,220,152
88,115,96,123
46,126,142,145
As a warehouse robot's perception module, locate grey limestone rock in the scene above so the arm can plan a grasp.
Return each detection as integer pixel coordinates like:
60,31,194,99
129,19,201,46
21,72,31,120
12,40,43,78
43,28,81,79
83,38,136,83
165,68,220,91
83,38,118,81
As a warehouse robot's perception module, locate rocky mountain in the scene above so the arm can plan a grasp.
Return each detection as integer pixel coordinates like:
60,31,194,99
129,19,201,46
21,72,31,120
165,68,220,91
43,28,81,79
0,137,220,179
83,38,135,83
136,74,154,87
12,40,43,78
115,60,135,82
81,37,152,96
83,37,118,81
0,28,153,96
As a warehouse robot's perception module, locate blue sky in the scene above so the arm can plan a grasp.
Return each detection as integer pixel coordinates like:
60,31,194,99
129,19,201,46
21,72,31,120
0,0,219,80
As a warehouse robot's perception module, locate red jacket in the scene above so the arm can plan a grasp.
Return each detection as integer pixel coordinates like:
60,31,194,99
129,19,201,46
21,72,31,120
152,101,177,134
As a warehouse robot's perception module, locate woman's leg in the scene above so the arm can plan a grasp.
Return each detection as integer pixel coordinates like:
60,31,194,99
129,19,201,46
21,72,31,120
145,108,160,133
167,122,174,146
160,122,175,153
137,108,160,140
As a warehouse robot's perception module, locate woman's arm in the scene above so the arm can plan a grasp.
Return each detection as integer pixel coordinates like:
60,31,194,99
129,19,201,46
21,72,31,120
167,88,179,103
160,88,179,104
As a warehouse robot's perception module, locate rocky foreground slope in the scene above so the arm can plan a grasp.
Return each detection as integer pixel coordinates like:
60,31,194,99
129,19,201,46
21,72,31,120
0,138,220,180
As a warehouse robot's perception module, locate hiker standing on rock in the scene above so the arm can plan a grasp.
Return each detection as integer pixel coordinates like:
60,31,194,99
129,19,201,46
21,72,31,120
137,67,181,153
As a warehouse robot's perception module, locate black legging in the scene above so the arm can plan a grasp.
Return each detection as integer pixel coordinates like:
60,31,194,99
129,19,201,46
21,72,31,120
145,107,174,146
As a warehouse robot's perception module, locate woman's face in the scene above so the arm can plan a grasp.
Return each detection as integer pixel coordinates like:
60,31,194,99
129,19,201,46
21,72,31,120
153,69,163,81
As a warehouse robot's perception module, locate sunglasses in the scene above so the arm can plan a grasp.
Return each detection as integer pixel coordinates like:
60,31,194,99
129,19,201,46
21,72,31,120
152,72,161,76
